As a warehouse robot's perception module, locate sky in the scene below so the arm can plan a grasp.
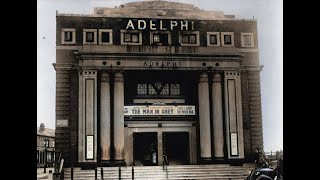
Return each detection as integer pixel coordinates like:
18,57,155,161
37,0,283,152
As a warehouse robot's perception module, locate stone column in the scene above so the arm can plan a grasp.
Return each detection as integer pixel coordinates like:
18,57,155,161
100,72,111,161
198,72,212,161
113,72,126,165
211,72,224,159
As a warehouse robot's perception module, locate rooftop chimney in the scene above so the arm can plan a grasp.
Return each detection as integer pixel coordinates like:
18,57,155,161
40,123,45,131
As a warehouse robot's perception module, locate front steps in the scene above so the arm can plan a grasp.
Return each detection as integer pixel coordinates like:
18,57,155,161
64,164,256,180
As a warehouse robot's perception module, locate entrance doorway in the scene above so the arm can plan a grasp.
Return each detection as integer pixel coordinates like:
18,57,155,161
163,132,189,165
133,132,157,166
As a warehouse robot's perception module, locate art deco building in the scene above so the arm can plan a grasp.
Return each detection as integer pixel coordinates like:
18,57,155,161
54,0,263,167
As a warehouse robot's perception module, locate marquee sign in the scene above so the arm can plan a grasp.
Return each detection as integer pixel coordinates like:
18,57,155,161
124,105,196,116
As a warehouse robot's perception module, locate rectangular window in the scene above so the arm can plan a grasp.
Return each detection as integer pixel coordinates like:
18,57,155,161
153,34,160,43
180,31,200,46
124,33,131,42
148,84,157,95
160,84,169,95
86,32,94,42
170,84,180,95
99,29,113,45
64,31,73,42
241,32,254,47
121,30,142,45
189,35,196,44
132,34,139,43
181,34,196,44
150,31,170,45
221,32,234,47
83,29,97,45
124,33,139,43
182,35,189,43
243,35,251,45
210,35,218,44
101,32,110,43
62,28,76,45
224,35,232,45
137,84,147,95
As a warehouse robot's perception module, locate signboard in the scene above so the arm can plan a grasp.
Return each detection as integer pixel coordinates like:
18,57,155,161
125,19,195,31
230,133,238,156
124,105,195,116
86,135,94,159
56,119,68,127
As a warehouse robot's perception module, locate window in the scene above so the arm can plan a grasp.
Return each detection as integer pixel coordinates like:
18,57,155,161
170,84,180,95
137,84,147,95
241,32,254,47
221,32,234,47
99,29,113,45
207,32,220,47
136,83,181,96
83,29,97,45
61,28,76,44
153,34,160,43
121,30,142,45
150,31,171,46
160,84,169,95
179,31,200,46
182,34,196,43
148,84,157,95
65,32,73,42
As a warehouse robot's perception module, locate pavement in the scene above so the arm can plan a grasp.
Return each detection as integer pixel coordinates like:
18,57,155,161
37,167,54,180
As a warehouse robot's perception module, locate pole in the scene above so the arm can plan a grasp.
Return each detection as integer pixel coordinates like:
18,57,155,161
44,147,47,173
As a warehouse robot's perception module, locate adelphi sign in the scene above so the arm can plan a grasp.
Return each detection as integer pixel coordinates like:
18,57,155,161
125,19,195,31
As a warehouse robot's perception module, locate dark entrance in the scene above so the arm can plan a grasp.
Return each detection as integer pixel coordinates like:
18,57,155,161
163,132,189,165
133,132,158,166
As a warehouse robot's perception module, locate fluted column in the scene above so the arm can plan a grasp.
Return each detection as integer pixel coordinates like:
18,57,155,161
211,72,224,159
198,72,212,160
100,72,111,161
113,72,125,163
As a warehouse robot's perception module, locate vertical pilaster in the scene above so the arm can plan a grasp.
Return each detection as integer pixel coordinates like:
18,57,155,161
113,72,126,165
78,70,97,163
100,72,111,161
224,71,244,159
211,72,224,159
198,72,212,161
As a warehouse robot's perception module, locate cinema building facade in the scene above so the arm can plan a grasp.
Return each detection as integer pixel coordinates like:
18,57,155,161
54,1,263,167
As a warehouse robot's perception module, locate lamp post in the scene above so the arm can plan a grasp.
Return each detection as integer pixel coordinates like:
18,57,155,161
43,138,49,173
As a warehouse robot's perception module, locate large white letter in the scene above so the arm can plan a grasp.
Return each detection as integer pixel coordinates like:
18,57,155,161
181,20,188,31
126,20,135,30
160,20,167,30
138,20,146,30
170,20,178,30
150,20,156,30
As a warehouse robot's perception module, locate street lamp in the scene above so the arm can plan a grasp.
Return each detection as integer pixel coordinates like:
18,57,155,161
43,138,49,173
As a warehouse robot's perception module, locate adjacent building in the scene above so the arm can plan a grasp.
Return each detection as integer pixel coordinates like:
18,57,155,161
37,123,55,167
54,0,263,168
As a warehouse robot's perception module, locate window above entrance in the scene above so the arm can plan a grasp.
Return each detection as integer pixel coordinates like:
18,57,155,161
137,82,181,96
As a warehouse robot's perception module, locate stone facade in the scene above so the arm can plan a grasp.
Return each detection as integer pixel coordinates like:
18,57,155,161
54,0,263,167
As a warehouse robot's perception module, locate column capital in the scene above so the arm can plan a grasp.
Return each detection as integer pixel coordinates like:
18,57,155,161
100,71,110,82
199,72,208,83
212,72,222,83
114,72,124,82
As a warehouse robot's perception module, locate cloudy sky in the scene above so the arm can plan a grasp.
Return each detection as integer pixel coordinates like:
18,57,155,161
37,0,283,152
